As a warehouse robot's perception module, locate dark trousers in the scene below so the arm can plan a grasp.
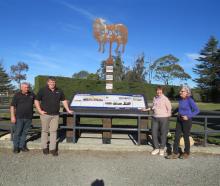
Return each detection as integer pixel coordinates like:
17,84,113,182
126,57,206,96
13,119,32,149
173,117,192,154
152,117,169,149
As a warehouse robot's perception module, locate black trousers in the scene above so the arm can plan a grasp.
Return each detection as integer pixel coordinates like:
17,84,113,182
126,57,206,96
173,117,192,154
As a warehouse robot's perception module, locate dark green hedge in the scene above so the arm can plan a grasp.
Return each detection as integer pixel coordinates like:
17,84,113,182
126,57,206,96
34,76,105,99
34,75,198,101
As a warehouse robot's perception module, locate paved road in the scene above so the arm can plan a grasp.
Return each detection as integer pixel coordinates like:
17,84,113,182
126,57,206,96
0,149,220,186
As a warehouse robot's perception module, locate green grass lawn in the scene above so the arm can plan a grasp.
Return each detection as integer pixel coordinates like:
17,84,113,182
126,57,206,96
196,102,220,111
171,102,220,111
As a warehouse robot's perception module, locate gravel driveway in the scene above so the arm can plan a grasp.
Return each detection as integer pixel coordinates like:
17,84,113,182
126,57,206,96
0,149,220,186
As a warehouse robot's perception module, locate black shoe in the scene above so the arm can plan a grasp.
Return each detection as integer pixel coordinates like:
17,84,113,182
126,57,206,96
102,138,111,144
165,153,179,159
20,147,30,152
43,148,49,155
13,147,20,154
50,150,58,156
179,152,190,159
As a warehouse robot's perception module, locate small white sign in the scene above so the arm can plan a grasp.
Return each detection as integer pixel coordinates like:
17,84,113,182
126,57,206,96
106,75,113,81
106,66,113,73
106,83,113,90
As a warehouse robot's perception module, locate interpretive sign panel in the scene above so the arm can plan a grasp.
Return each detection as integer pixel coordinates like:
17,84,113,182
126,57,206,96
70,93,146,109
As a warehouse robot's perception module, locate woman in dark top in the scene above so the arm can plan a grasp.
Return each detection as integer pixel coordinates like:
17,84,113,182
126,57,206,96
167,85,199,159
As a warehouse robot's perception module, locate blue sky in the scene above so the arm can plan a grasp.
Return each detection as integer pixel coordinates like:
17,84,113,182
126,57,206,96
1,0,220,87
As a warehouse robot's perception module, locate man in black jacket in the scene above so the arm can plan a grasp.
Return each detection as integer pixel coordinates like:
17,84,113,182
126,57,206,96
10,82,35,153
35,76,73,156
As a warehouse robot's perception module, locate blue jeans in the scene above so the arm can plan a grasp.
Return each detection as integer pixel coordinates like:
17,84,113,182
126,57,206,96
13,119,32,148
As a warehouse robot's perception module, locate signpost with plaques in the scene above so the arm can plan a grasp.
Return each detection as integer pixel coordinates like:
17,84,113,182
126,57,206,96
93,18,129,143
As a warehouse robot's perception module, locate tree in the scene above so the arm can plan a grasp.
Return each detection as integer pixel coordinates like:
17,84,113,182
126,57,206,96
122,53,147,82
123,67,134,82
210,49,220,102
0,60,13,94
87,73,99,80
96,60,106,80
145,56,154,84
214,52,220,102
131,53,146,82
193,36,218,89
214,50,220,85
72,70,90,79
97,54,126,81
152,54,191,85
193,36,220,101
10,61,29,87
113,54,126,81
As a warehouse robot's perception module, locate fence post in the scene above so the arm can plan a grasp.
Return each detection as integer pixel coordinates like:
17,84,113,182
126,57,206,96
137,116,141,145
203,117,208,147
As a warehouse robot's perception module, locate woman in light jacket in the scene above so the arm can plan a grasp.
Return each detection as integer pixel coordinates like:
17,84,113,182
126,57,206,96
144,86,172,156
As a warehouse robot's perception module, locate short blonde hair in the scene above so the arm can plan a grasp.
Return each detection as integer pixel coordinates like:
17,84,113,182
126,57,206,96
180,85,191,96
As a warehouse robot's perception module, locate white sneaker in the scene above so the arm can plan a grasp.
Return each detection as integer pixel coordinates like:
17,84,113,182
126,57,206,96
159,149,165,156
151,149,160,155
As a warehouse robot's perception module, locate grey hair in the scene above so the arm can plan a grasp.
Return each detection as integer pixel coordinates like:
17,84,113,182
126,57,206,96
181,85,191,96
20,82,30,87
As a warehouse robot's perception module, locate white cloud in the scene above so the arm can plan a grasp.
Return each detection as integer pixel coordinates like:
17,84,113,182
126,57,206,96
63,23,81,32
185,53,202,60
24,52,61,69
60,1,96,20
57,22,82,33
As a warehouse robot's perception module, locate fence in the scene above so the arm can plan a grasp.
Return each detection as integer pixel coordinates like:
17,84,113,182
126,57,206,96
0,106,220,146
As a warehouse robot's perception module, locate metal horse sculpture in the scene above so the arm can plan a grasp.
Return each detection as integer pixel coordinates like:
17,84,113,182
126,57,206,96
93,18,128,58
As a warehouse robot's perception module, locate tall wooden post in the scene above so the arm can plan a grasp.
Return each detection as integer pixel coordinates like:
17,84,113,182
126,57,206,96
102,57,114,144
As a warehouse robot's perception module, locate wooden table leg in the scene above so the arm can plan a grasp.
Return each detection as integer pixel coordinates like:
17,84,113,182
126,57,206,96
102,118,112,144
66,116,74,143
140,118,148,145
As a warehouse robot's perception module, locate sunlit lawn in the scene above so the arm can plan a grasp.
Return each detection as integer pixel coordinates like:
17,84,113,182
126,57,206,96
171,102,220,111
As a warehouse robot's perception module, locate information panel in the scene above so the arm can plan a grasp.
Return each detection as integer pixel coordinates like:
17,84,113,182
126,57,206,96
70,93,146,109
